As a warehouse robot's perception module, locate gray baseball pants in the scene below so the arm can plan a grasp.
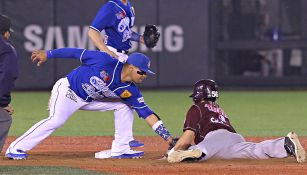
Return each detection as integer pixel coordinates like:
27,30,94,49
0,108,12,153
194,129,288,160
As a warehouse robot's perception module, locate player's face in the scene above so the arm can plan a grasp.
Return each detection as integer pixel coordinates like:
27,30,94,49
131,66,147,84
3,31,10,40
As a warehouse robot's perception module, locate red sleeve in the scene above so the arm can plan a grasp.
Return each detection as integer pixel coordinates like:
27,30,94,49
183,105,201,134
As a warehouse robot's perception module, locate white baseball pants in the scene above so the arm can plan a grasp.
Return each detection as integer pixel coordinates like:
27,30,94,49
7,78,134,156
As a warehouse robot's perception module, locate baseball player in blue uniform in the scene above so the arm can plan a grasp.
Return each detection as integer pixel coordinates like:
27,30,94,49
5,48,174,159
88,0,142,61
88,0,160,157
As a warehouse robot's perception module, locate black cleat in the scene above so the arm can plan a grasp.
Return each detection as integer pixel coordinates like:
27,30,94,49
284,132,306,163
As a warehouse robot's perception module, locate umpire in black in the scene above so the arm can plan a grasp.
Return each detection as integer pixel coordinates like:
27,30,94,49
0,14,18,153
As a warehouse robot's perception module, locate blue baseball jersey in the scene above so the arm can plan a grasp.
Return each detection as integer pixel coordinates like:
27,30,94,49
47,48,153,119
90,0,135,51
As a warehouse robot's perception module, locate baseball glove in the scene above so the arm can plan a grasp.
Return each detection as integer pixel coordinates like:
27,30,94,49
168,137,179,150
143,24,160,48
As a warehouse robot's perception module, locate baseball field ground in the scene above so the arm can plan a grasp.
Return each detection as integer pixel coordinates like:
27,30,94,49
0,90,306,174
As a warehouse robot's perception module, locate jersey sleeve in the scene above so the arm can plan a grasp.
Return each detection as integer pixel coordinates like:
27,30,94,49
90,2,116,32
183,105,201,134
47,48,115,66
47,48,85,60
80,50,115,66
120,86,154,119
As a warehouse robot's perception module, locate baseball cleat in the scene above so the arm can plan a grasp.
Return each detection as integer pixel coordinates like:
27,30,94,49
111,150,144,159
284,132,306,163
95,149,111,159
168,149,203,163
5,148,28,160
129,139,144,148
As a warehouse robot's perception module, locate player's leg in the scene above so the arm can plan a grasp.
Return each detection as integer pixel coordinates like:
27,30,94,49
111,102,145,158
81,99,135,145
224,137,287,159
5,78,87,159
226,132,305,163
81,100,144,158
104,47,141,147
193,129,244,161
0,108,12,153
113,101,143,147
201,130,286,160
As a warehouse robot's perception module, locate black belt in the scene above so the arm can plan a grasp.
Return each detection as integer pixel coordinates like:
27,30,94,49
116,49,129,54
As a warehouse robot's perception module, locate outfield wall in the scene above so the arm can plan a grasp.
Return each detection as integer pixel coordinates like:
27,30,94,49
2,0,307,90
1,0,211,89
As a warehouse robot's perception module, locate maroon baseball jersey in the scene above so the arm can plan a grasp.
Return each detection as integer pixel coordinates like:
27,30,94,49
183,101,236,144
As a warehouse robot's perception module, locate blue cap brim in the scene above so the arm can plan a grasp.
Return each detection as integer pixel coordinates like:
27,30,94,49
146,69,155,75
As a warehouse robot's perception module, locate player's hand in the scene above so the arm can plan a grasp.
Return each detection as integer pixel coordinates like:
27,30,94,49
31,50,47,66
140,36,145,44
3,104,14,115
104,50,119,59
168,137,179,150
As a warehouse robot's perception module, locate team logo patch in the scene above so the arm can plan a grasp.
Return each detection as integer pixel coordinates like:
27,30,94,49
137,97,144,103
120,90,132,98
116,11,126,19
100,70,110,82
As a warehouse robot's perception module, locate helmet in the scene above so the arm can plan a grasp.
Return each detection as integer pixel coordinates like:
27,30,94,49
190,79,218,103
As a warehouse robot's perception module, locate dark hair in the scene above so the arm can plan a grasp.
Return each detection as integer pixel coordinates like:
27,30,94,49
0,15,12,34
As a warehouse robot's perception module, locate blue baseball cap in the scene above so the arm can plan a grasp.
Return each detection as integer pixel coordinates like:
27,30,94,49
127,52,155,75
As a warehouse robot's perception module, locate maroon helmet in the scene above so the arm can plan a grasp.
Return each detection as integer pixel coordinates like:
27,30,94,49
190,79,219,103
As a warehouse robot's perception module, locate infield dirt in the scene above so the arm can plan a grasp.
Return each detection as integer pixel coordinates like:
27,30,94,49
1,136,307,175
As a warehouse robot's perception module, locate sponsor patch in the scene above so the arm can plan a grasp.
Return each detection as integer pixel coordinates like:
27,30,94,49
100,70,110,82
120,90,132,98
137,97,144,103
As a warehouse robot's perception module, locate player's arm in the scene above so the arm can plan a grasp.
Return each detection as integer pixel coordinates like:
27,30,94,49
137,110,175,145
88,28,107,51
130,31,144,44
121,89,174,144
31,49,113,67
88,28,118,58
173,130,195,151
31,48,85,66
88,3,118,58
144,113,173,144
130,103,174,144
169,105,200,153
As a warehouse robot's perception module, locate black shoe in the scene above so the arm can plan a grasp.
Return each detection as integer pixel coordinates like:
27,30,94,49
182,152,206,162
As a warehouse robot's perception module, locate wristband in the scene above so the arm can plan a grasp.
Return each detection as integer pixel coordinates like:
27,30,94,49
130,31,141,42
152,121,171,141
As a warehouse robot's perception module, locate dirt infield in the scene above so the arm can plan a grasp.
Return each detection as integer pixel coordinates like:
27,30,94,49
1,136,306,175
